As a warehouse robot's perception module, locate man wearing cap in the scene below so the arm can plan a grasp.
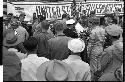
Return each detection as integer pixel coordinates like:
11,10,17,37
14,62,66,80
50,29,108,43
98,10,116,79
36,59,75,81
33,20,54,57
98,24,123,81
63,38,91,81
48,21,71,60
63,19,78,38
21,37,49,81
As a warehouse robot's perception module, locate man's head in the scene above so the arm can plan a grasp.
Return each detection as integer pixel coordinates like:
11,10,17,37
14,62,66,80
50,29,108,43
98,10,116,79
105,24,123,41
38,15,46,22
10,16,19,30
89,10,96,17
68,38,85,55
19,13,26,22
104,13,114,26
23,37,38,53
62,14,68,19
53,21,65,33
41,20,50,31
33,13,36,17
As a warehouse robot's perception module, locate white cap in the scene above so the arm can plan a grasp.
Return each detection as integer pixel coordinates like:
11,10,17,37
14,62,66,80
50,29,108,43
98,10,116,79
75,23,85,33
66,19,75,25
68,38,85,53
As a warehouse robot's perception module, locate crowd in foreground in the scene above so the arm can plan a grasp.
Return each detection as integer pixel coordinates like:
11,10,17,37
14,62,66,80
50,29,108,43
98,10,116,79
3,10,123,81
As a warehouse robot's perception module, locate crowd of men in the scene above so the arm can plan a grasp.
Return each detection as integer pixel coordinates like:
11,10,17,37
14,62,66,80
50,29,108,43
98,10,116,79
3,8,123,81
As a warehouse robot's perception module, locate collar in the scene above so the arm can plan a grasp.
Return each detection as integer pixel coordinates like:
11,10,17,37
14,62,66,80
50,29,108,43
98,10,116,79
41,31,48,34
8,48,18,52
67,55,82,60
27,54,38,58
112,40,122,45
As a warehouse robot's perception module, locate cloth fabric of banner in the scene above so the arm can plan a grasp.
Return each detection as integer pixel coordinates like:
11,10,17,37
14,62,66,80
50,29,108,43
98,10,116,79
7,1,124,21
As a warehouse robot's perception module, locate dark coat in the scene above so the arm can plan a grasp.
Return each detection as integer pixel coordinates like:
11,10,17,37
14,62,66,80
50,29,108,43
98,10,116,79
99,41,123,81
48,35,71,60
34,32,54,57
63,28,78,38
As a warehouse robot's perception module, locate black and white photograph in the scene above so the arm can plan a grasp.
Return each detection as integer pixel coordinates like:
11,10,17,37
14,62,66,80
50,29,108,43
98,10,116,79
2,0,124,81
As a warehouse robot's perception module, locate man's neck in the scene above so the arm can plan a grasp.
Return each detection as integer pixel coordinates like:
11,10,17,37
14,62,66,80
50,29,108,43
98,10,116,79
27,51,37,55
56,32,65,36
42,29,48,33
112,39,121,45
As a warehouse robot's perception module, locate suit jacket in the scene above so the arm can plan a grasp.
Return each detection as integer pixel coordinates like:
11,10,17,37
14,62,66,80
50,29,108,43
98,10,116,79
48,35,72,60
34,32,54,57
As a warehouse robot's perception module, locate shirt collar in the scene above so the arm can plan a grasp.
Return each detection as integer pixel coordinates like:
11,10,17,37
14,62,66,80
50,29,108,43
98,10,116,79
27,54,38,58
67,55,82,60
8,48,18,52
112,39,122,45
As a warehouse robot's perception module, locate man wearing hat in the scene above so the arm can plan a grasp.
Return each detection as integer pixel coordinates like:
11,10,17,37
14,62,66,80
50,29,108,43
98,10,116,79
63,38,91,81
21,37,49,81
63,19,78,38
3,32,27,60
48,21,71,60
98,24,123,81
36,59,75,81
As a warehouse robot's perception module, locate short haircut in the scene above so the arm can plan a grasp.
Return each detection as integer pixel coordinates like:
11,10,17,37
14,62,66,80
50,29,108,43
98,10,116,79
41,20,50,30
62,14,67,19
53,21,64,32
23,37,38,52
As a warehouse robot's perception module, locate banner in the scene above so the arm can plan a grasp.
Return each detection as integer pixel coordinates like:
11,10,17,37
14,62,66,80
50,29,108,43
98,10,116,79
7,1,124,21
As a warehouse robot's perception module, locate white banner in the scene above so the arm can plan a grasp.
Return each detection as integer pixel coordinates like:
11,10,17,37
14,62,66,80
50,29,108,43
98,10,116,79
7,1,124,21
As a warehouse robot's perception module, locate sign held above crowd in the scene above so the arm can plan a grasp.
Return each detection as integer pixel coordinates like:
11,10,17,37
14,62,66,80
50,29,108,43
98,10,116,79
7,1,124,21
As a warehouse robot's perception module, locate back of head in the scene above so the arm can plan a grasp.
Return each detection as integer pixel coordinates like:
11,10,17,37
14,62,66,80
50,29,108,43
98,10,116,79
62,14,67,19
41,20,50,30
53,21,65,32
23,37,38,52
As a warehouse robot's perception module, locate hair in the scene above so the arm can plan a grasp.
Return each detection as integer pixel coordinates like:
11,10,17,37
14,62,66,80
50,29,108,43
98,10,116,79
23,37,38,52
53,22,64,32
41,20,50,30
40,15,46,22
62,14,67,19
111,18,118,24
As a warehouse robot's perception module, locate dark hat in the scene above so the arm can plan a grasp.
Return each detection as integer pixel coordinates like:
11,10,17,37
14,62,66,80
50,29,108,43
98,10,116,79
3,31,22,47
